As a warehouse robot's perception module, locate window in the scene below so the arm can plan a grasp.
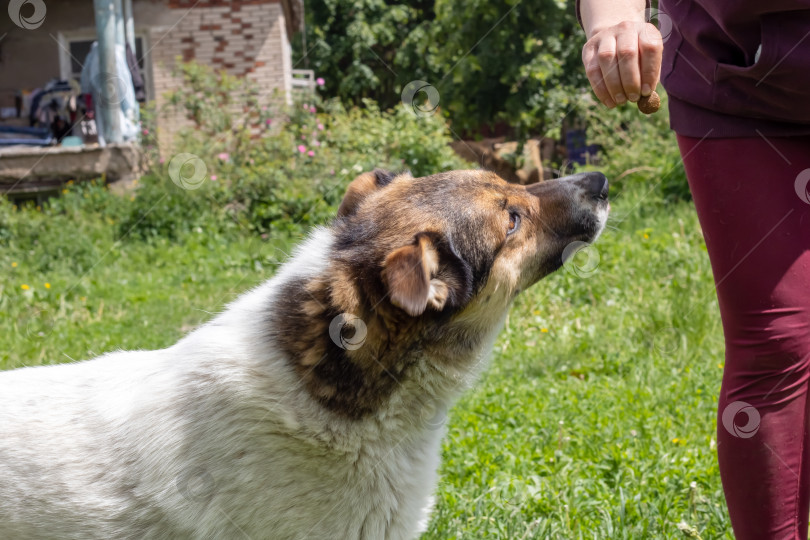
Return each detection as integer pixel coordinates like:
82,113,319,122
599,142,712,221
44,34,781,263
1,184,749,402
58,33,151,101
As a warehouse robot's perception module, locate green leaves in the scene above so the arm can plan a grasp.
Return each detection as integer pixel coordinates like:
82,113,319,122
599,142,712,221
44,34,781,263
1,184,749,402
299,0,586,137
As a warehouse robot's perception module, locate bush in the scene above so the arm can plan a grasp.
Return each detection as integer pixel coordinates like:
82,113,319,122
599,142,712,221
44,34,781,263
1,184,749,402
323,99,468,176
119,61,467,241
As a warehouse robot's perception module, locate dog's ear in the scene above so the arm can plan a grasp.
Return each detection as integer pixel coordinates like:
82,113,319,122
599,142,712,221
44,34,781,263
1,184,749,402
337,169,406,218
382,232,473,317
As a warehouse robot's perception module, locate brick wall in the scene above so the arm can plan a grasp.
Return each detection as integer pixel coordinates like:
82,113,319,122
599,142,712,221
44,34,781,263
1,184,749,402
149,0,291,153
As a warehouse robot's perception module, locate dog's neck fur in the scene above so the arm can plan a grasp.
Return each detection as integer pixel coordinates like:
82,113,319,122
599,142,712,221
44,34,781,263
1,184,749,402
267,230,506,422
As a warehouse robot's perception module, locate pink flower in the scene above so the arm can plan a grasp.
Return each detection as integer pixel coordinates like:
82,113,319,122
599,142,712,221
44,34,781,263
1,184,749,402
307,150,315,157
300,134,306,140
330,169,335,175
217,152,229,161
261,106,268,111
317,123,324,131
297,145,306,153
303,103,309,110
265,118,272,125
210,174,218,181
309,106,316,113
316,77,325,86
313,140,321,147
159,157,165,164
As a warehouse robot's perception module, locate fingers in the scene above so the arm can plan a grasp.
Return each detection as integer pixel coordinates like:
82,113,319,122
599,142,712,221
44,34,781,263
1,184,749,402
581,21,665,109
639,22,664,96
616,26,641,102
583,42,616,108
596,37,626,105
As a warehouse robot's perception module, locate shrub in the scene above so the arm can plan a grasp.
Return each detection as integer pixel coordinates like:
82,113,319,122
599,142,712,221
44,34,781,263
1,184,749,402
118,61,468,241
323,99,468,176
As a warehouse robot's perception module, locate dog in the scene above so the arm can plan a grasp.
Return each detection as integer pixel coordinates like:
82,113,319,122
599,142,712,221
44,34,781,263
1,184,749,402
0,168,608,539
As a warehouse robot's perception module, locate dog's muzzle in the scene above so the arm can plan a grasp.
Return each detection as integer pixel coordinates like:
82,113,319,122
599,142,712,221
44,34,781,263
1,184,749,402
527,171,609,242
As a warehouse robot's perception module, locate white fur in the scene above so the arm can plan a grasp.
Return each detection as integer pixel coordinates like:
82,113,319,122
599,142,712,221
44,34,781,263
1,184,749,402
0,228,493,540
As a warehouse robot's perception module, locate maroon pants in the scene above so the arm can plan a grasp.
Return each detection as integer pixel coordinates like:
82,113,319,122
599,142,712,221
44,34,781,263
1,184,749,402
678,135,810,539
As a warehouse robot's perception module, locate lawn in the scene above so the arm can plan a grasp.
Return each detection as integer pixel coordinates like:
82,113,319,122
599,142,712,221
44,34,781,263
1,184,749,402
0,171,730,538
425,182,729,539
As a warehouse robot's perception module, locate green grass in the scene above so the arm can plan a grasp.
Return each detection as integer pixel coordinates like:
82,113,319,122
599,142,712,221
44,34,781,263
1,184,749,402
425,184,728,539
0,178,729,539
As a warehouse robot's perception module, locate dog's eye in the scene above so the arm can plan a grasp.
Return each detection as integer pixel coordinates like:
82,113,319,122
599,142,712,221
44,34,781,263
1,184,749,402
507,212,521,236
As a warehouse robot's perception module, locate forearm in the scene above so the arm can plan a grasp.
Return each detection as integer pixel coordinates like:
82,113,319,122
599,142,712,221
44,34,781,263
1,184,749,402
579,0,647,38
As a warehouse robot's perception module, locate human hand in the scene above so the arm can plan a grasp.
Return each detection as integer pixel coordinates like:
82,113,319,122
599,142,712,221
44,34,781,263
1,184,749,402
582,21,663,108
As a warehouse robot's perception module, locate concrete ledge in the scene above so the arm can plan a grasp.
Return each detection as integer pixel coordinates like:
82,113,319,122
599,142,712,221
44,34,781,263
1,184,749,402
0,143,141,195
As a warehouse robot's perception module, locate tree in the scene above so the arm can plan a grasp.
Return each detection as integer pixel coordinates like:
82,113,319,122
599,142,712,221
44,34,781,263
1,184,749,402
297,0,586,139
298,0,434,107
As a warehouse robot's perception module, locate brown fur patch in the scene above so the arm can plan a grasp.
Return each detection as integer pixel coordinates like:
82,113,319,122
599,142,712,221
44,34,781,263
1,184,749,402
337,169,410,218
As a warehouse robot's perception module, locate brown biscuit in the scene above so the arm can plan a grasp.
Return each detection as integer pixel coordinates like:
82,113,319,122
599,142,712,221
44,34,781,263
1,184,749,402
637,91,660,115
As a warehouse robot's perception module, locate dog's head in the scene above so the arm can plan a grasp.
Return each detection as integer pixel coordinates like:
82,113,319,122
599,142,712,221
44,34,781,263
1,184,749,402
274,168,608,418
334,169,609,322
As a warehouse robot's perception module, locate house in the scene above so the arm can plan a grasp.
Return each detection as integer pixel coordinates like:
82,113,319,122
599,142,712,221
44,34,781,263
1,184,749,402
0,0,304,198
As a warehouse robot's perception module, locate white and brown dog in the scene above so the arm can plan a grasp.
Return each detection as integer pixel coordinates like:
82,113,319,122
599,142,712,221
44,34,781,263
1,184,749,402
0,169,608,539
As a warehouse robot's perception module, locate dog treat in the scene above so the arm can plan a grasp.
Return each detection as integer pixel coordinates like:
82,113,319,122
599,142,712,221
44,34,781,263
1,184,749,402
637,91,660,115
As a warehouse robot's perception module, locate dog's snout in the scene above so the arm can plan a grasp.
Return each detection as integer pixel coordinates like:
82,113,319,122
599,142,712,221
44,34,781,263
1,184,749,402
577,172,609,201
525,171,609,202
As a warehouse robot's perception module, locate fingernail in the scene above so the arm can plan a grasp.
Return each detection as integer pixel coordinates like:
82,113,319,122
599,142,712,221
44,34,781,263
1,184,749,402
614,93,627,104
641,84,652,96
628,93,640,102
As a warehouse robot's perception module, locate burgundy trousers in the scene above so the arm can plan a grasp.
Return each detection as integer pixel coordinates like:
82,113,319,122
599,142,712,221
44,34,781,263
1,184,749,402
678,134,810,539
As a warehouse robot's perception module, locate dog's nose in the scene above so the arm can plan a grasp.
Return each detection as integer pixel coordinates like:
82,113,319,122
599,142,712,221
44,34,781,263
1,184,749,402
576,171,609,201
525,171,609,202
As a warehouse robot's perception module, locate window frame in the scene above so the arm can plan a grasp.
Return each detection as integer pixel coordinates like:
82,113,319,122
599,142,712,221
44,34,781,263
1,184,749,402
56,30,153,101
